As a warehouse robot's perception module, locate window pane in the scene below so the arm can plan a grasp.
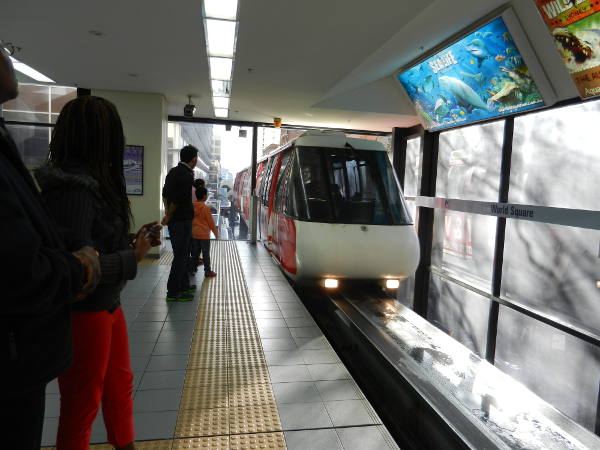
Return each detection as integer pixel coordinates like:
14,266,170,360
5,124,50,170
502,220,600,335
509,101,600,210
431,210,497,291
437,121,503,202
428,273,490,357
496,305,600,432
403,137,421,198
298,148,333,221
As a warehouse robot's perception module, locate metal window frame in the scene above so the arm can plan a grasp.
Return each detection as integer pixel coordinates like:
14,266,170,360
404,105,600,435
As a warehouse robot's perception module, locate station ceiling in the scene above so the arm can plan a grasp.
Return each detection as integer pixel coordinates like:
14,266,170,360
0,0,577,131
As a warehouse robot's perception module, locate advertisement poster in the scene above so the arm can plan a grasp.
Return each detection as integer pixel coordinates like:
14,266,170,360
397,17,545,131
533,0,600,98
124,145,143,195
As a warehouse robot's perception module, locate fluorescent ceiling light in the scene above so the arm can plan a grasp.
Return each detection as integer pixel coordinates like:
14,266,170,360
210,57,233,81
215,108,229,118
213,97,230,109
206,19,236,58
211,79,230,97
10,56,54,83
204,0,238,20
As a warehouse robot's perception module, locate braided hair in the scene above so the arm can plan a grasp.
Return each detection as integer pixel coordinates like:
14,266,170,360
48,95,132,230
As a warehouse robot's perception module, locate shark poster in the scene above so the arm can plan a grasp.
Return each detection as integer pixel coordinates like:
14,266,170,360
397,17,545,131
533,0,600,98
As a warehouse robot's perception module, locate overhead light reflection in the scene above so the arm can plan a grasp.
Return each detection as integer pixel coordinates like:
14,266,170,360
204,0,238,20
9,56,54,83
206,19,236,58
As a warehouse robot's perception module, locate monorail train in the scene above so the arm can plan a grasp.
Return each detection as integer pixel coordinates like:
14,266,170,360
233,131,420,288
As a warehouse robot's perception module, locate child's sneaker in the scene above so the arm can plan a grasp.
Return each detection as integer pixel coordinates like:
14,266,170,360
205,271,217,278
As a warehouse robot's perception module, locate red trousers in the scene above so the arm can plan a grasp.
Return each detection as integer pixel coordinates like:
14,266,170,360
56,307,134,449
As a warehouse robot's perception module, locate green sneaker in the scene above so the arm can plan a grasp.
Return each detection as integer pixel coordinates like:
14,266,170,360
166,292,194,302
183,285,197,294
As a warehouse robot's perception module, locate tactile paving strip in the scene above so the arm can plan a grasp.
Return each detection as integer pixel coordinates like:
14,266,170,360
172,436,230,449
229,432,286,450
173,241,286,447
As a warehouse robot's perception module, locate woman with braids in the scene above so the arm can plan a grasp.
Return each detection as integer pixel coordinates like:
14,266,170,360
35,96,161,450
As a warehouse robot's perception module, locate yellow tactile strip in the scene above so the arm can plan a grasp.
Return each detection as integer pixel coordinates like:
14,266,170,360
174,241,285,446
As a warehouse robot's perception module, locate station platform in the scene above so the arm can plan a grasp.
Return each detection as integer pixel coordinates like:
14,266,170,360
41,241,398,449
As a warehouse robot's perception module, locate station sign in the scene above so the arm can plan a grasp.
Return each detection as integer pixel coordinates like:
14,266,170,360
533,0,600,98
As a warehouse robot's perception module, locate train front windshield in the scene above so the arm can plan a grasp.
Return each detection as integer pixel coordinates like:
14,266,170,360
296,147,412,225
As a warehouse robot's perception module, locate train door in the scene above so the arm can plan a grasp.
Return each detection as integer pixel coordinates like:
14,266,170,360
271,149,295,272
264,153,284,249
259,156,277,243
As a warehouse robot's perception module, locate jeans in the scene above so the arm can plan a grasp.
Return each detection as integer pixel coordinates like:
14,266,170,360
191,238,212,274
167,219,192,296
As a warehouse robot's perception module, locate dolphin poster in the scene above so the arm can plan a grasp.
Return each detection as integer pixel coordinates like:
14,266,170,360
533,0,600,98
397,17,545,131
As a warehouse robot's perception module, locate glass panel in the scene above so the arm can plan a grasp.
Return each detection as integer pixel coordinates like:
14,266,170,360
274,151,291,213
502,220,600,334
431,209,497,291
496,305,600,432
436,121,503,202
428,273,490,357
2,83,76,123
403,137,421,198
168,122,252,240
5,124,51,170
261,157,276,205
297,147,412,225
285,151,308,220
509,100,600,210
298,147,333,222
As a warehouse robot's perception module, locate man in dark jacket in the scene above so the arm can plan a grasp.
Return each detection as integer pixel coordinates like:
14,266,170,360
0,45,100,448
162,145,198,301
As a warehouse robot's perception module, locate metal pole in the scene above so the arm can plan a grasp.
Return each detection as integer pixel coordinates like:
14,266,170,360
391,127,407,189
485,118,514,364
413,131,439,318
250,124,258,244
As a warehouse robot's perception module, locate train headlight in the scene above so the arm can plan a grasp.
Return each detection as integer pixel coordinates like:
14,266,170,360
324,278,338,289
386,279,400,290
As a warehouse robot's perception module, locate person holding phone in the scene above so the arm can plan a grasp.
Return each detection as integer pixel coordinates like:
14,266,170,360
0,46,100,449
35,96,161,450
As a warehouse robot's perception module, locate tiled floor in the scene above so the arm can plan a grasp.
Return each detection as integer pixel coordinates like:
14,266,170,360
41,240,398,450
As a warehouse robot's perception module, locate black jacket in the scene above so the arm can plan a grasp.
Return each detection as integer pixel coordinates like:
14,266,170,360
36,167,138,312
162,162,194,221
0,122,84,394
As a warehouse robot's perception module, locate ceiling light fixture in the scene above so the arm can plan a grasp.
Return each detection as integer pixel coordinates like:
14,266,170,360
211,79,231,97
206,19,237,58
203,0,239,119
9,56,54,83
209,57,233,82
204,0,238,20
213,97,230,109
215,108,229,118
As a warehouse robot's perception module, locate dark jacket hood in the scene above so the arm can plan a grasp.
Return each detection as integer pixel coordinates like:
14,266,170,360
35,166,100,194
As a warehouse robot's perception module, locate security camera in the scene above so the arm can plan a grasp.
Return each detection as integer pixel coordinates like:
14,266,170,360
184,95,196,118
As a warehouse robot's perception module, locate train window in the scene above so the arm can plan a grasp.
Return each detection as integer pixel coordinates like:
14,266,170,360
273,151,292,213
297,148,334,221
261,157,276,206
285,151,308,220
295,147,411,225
